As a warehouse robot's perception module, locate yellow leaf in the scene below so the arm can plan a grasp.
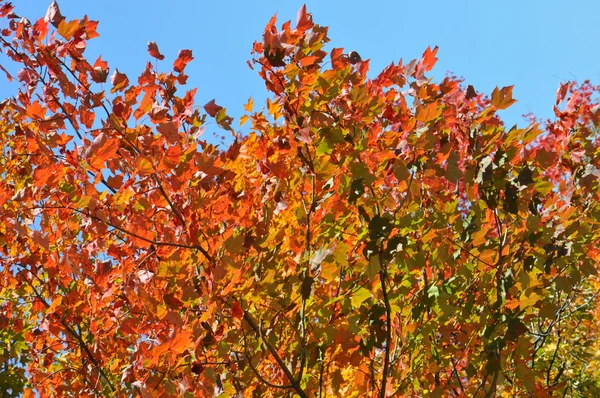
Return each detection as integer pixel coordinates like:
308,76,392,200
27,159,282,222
243,97,254,112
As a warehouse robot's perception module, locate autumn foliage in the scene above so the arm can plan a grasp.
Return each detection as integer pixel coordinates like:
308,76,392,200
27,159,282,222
1,1,600,397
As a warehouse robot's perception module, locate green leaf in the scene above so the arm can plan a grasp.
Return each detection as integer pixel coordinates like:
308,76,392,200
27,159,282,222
316,140,333,155
351,287,371,308
534,180,554,195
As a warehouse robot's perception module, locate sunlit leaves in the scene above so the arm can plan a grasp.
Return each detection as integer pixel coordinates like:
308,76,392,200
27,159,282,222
0,2,599,397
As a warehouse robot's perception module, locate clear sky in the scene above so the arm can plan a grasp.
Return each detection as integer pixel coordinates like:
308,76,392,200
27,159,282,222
5,0,600,132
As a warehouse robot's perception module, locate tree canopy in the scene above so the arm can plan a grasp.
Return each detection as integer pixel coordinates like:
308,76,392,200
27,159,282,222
1,2,599,397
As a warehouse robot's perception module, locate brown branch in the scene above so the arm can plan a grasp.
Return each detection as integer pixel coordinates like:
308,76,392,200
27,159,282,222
240,329,292,390
378,250,392,398
297,174,315,382
243,311,308,398
318,346,328,398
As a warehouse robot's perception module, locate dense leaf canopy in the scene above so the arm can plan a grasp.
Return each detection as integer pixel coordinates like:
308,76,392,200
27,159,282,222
1,2,599,397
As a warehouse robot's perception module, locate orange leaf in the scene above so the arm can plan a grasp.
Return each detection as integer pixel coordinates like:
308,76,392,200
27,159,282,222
421,46,438,72
491,85,517,110
57,19,80,40
296,5,313,32
415,102,442,122
157,121,180,144
173,49,193,73
86,133,118,170
110,69,129,93
299,55,320,67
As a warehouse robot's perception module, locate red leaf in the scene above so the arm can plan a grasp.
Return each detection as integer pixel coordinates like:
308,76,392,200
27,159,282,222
147,41,165,60
148,104,169,124
173,49,193,73
555,82,569,105
82,18,99,39
566,90,582,113
204,99,223,117
331,47,346,69
113,101,125,118
0,3,14,18
231,301,243,320
296,5,313,32
299,55,320,67
164,293,184,310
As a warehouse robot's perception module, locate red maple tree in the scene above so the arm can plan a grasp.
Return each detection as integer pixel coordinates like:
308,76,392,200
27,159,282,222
0,2,599,397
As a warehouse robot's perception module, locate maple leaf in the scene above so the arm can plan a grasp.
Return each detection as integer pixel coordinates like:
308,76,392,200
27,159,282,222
147,41,165,60
173,49,193,72
231,301,243,320
91,56,109,83
44,0,64,28
57,19,81,40
0,3,14,18
203,99,223,117
465,84,477,100
296,4,313,32
110,69,129,92
420,45,438,72
85,132,118,169
555,82,570,105
157,121,179,144
17,68,37,85
491,85,517,110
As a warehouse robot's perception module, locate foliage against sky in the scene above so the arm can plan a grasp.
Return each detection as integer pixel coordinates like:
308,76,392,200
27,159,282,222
0,1,599,397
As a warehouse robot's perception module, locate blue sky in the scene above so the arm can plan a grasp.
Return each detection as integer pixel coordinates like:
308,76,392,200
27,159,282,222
5,0,600,132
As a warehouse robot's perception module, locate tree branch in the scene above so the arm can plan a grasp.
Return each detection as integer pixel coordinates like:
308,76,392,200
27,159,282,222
379,250,392,398
243,311,308,398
